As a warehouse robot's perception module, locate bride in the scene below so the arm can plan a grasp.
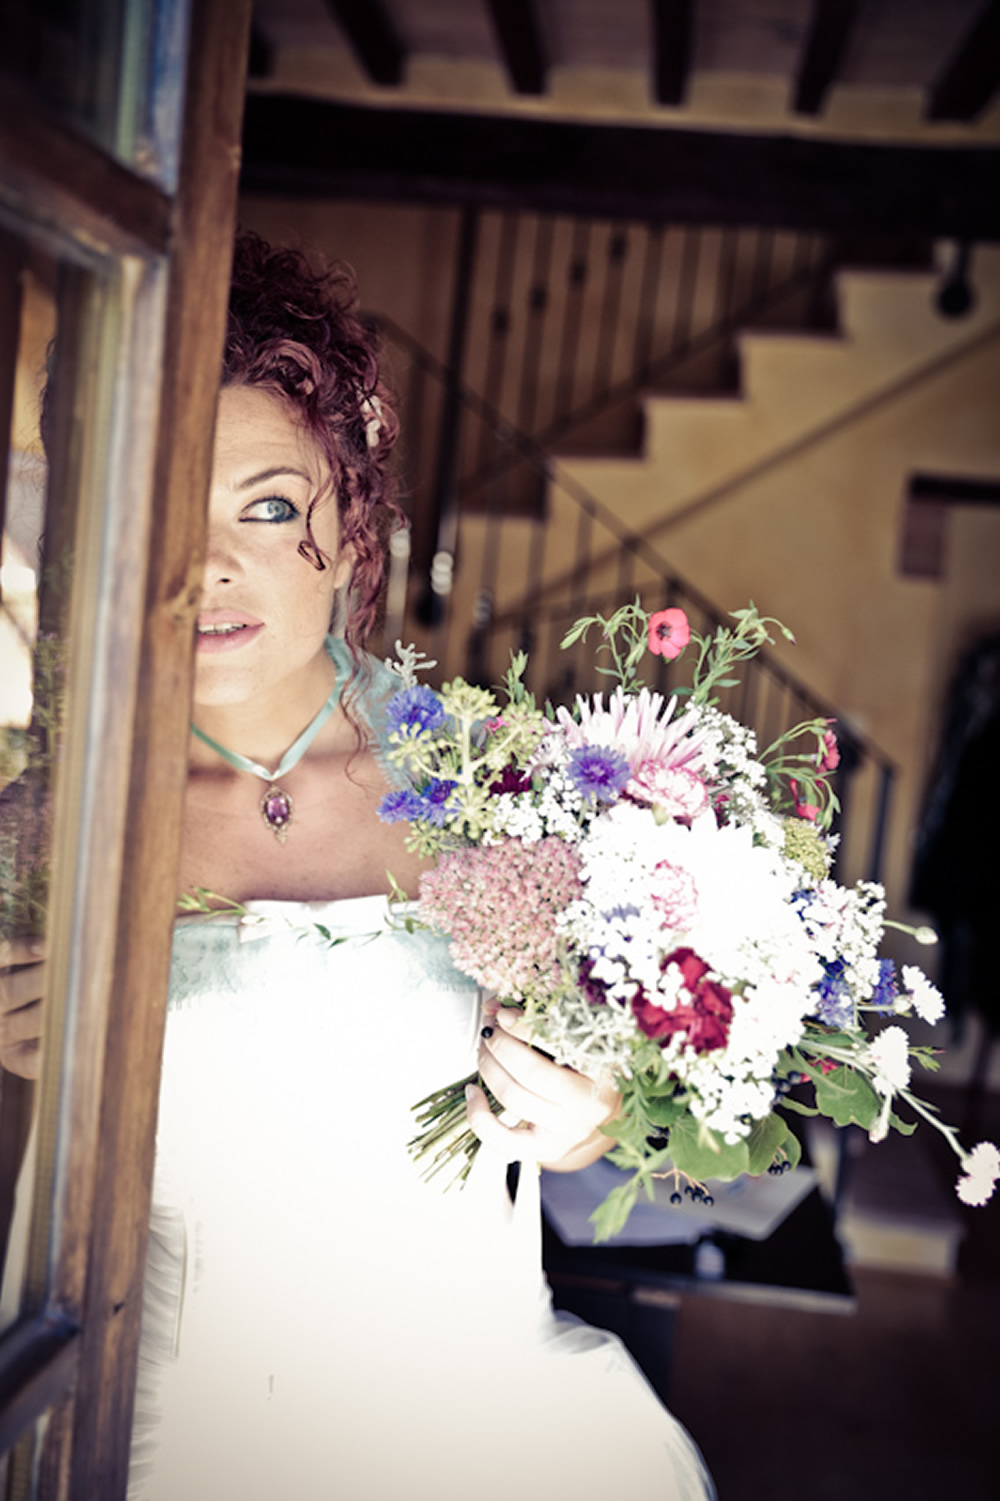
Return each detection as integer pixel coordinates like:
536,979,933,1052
1,233,713,1501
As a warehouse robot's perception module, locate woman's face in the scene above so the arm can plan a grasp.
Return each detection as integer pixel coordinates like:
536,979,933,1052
194,384,352,709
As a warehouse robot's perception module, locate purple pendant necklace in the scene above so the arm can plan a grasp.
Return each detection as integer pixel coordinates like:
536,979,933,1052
190,680,342,844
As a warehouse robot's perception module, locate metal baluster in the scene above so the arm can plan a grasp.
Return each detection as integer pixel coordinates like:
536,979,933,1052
518,214,555,442
417,206,479,630
672,225,700,354
467,212,519,682
716,227,740,334
750,226,775,306
632,222,665,383
551,218,590,436
591,225,629,401
516,216,556,650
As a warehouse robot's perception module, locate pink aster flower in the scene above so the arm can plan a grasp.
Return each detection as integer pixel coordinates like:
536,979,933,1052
648,608,690,660
554,686,709,783
956,1142,1000,1206
417,836,582,1002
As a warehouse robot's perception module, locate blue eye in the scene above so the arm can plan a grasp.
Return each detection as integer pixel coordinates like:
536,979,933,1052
242,496,300,523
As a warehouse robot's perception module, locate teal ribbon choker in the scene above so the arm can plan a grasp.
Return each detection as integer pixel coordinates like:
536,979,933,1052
191,679,343,843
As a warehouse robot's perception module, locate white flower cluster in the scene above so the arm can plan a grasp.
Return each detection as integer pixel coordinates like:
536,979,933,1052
692,705,772,834
684,1052,777,1143
484,767,586,845
796,879,886,1011
556,801,833,1139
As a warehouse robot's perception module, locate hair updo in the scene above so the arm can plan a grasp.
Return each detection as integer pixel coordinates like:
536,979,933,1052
221,230,400,654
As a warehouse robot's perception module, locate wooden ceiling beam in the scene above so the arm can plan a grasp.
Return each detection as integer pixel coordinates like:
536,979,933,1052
927,0,1000,121
651,0,694,107
484,0,548,95
240,95,1000,242
322,0,407,87
793,0,861,115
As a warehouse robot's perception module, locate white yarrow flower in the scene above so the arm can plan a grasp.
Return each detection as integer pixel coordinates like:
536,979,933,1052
901,965,946,1025
956,1141,1000,1206
866,1025,911,1095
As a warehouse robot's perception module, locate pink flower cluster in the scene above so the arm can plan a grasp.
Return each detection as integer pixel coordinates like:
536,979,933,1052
417,836,583,1001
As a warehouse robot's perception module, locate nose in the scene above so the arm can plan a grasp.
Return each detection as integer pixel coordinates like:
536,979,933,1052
203,520,241,587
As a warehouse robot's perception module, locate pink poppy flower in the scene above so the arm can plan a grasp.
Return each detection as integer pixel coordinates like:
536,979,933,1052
817,725,839,773
648,608,691,660
789,778,819,822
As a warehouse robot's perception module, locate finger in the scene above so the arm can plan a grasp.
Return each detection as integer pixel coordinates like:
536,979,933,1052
0,938,45,970
476,1042,587,1139
490,1014,623,1121
491,1004,532,1040
464,1083,536,1162
0,963,46,1015
480,1023,610,1116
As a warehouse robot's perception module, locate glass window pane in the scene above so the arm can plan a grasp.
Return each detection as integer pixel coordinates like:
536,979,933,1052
0,0,189,190
0,228,110,1335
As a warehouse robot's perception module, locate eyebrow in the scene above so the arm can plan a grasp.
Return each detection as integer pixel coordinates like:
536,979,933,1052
234,465,314,491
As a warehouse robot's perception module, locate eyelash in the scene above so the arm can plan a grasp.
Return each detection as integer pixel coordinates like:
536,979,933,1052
241,496,301,524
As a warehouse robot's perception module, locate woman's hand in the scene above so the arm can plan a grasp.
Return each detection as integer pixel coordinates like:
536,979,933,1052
0,938,45,1079
466,1002,621,1172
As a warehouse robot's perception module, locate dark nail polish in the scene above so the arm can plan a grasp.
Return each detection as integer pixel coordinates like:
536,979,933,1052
480,1025,494,1039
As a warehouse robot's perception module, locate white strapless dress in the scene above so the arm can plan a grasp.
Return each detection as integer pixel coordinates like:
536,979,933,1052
127,896,714,1501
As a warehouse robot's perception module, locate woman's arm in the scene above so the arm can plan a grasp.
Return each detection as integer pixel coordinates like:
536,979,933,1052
467,1003,621,1172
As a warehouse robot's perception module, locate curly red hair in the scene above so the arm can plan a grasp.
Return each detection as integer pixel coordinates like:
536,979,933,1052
221,231,400,655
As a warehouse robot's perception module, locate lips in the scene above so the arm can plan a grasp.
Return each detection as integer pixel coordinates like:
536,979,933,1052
196,610,264,653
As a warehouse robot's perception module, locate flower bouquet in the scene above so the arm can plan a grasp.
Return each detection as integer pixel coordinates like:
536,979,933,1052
378,602,999,1240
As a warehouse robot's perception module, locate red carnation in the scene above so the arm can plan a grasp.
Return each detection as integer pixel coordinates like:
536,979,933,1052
632,946,733,1053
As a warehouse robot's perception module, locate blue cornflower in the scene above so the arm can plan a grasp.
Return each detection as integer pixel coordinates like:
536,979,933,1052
377,788,424,824
385,685,445,737
812,959,852,1028
869,958,897,1012
415,778,458,827
567,745,631,803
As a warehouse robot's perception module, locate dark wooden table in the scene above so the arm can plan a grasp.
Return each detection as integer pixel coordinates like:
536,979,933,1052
541,1183,855,1404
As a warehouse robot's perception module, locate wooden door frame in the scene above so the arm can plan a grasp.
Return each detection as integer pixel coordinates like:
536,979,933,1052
0,2,252,1493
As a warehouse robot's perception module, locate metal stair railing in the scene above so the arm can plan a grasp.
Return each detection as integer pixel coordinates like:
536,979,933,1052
370,313,898,890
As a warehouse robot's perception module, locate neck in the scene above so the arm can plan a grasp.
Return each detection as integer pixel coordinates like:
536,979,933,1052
190,655,340,772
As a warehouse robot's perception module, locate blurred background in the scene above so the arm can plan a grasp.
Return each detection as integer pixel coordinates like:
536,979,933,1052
2,2,999,1496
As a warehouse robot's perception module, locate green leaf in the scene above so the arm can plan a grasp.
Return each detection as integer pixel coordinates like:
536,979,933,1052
746,1112,790,1175
888,1110,918,1136
590,1177,642,1243
781,1127,803,1172
665,1115,750,1182
811,1065,881,1130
